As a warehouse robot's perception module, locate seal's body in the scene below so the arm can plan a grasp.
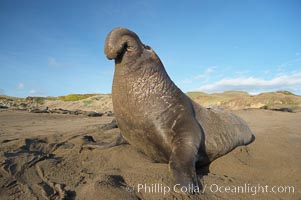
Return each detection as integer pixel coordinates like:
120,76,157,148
104,27,253,189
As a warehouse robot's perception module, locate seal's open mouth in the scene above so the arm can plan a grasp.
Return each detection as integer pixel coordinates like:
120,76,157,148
114,43,128,63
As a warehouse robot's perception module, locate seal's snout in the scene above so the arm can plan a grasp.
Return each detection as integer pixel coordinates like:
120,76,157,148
104,27,143,61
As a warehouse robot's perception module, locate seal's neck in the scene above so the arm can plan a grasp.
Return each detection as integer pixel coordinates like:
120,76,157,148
112,49,182,117
114,50,174,91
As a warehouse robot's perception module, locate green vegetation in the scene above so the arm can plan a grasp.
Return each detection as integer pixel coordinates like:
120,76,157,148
33,97,45,104
218,91,249,96
1,91,300,110
57,94,97,101
25,96,46,104
186,91,208,97
45,97,57,101
186,90,301,109
83,100,93,106
276,90,297,96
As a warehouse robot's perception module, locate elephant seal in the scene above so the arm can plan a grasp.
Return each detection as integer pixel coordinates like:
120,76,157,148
85,27,254,192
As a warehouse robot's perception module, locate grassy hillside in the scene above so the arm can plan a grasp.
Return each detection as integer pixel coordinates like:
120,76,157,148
186,91,301,109
1,91,300,111
56,94,98,101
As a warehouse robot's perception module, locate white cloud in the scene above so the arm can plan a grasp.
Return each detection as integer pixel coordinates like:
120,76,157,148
235,70,250,75
181,79,193,84
180,66,217,85
276,57,301,72
18,83,25,89
262,70,271,74
48,57,59,67
48,56,71,68
206,66,216,73
29,89,37,95
28,89,45,96
197,72,301,94
193,66,216,81
194,66,217,80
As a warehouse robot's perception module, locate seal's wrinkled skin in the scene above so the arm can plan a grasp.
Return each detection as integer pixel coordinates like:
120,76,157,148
95,27,253,192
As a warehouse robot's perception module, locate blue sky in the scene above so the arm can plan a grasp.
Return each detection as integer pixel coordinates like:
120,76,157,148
0,0,300,97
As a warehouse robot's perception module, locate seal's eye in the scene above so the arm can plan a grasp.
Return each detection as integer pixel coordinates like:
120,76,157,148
127,46,136,52
144,45,152,50
126,43,140,52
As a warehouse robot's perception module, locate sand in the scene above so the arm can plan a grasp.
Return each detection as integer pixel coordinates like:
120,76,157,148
0,109,300,200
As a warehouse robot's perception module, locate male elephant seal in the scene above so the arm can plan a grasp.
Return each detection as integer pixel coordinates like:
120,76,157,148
84,27,254,192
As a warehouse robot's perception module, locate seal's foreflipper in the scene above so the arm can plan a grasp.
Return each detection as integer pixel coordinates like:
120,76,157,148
169,142,199,193
81,134,128,150
168,121,203,194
